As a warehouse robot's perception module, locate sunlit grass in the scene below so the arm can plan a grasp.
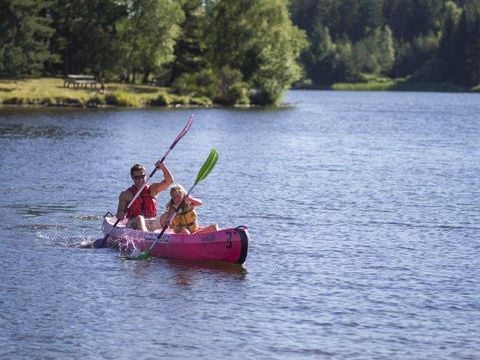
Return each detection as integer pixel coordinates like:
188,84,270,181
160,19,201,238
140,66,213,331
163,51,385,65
332,76,470,92
0,77,212,107
332,81,396,91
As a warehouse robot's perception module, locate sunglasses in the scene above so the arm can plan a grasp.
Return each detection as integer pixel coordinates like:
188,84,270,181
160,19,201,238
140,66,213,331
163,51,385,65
133,174,146,180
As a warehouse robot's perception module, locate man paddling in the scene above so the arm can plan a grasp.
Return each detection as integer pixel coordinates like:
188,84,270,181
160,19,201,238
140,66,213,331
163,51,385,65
116,161,173,232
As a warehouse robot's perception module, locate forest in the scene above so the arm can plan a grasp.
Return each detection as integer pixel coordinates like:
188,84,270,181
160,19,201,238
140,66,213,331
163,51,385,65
1,0,479,105
291,0,480,89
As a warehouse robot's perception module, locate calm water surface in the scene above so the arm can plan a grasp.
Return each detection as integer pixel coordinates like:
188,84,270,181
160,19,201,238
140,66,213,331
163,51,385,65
1,91,479,359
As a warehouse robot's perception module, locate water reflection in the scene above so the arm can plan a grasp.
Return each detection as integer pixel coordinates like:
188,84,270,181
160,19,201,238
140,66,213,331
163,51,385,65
74,215,104,221
165,258,247,276
2,94,479,359
0,124,65,139
13,224,67,231
0,123,102,139
172,260,247,287
11,204,76,217
119,256,248,284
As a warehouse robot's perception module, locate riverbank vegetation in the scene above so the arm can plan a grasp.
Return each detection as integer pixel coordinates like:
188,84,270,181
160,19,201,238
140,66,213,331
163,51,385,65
1,0,479,107
291,0,480,90
0,0,305,106
0,78,212,107
329,74,471,92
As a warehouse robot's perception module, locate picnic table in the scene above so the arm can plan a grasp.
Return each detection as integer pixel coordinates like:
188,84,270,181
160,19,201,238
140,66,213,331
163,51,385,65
64,74,97,89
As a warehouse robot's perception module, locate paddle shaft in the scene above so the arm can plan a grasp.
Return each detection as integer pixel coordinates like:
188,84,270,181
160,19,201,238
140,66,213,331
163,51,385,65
128,148,218,260
139,183,199,258
94,114,194,248
123,114,194,210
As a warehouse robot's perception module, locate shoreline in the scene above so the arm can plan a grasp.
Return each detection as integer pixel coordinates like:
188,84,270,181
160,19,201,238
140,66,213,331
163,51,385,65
1,78,478,111
295,79,479,93
0,77,213,109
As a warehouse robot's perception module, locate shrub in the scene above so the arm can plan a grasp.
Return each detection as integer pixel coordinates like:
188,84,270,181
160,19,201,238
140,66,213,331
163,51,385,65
52,97,84,107
86,95,106,107
173,66,250,105
173,69,219,99
214,66,249,105
189,96,213,107
149,93,171,106
2,96,25,105
169,94,189,106
105,91,141,107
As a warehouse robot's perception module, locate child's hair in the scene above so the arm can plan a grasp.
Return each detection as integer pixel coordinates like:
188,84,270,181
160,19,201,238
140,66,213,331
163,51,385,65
170,184,186,196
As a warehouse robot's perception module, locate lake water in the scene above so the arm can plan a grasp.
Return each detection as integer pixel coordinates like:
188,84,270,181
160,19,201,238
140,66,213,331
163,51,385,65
1,90,479,359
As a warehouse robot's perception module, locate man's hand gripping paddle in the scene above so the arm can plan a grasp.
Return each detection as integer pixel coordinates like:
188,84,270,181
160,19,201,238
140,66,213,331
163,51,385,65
93,114,194,249
125,148,219,260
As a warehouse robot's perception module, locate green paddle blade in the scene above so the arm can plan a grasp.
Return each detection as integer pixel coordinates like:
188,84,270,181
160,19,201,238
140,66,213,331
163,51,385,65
123,149,219,261
126,250,151,261
195,148,219,184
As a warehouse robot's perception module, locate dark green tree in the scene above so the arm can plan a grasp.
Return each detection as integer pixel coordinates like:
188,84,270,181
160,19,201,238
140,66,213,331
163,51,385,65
451,9,469,84
0,0,56,77
352,26,395,75
437,1,462,81
290,0,334,34
48,0,125,76
342,0,385,42
167,0,207,86
384,0,443,41
300,24,334,85
457,1,480,86
207,0,307,105
116,0,184,83
468,15,480,85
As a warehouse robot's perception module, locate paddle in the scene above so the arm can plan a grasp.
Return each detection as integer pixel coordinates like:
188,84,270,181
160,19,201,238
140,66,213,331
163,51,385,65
93,114,195,248
125,148,219,260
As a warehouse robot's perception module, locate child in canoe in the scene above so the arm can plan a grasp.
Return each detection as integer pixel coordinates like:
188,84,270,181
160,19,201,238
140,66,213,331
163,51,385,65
160,184,218,234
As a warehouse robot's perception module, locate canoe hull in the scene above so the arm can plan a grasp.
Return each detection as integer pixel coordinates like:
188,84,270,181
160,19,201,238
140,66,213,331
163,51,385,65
101,216,249,264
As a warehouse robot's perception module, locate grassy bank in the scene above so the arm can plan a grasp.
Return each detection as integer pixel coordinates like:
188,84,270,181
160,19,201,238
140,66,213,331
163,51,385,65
331,79,471,92
332,75,478,92
2,77,477,109
296,75,478,92
0,78,212,108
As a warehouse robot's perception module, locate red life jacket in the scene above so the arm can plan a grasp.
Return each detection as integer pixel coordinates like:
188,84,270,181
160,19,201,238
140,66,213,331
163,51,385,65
126,185,157,218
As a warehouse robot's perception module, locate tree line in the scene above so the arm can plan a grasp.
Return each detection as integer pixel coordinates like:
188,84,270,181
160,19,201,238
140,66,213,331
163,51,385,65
291,0,480,87
1,0,479,106
0,0,305,105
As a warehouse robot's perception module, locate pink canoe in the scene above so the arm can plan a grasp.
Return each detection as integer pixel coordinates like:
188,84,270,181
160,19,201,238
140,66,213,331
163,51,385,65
101,215,249,264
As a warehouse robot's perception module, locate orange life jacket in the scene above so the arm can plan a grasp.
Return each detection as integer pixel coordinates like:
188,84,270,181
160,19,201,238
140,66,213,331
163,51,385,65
126,185,157,218
167,201,198,233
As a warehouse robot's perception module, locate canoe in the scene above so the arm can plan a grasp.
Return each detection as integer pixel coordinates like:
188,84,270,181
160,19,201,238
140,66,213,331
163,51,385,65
101,215,249,264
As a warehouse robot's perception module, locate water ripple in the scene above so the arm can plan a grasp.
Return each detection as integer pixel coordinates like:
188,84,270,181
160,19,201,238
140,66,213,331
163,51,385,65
1,93,480,359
